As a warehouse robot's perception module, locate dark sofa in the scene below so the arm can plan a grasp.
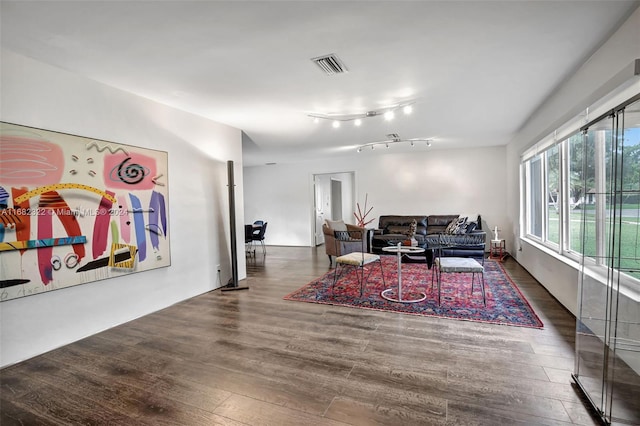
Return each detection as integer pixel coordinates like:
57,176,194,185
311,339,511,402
371,214,485,267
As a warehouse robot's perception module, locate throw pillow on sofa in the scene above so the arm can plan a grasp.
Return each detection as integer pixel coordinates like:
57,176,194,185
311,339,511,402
444,219,457,234
456,217,471,234
445,216,468,234
460,214,480,233
466,221,478,233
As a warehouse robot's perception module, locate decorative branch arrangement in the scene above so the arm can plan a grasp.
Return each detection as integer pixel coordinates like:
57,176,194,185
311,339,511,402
354,193,375,228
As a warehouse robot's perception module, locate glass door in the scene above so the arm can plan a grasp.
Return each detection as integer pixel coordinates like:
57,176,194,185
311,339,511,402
574,112,613,421
573,96,640,425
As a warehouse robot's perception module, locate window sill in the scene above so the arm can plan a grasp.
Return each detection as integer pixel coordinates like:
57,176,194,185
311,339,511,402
520,236,640,303
520,237,581,271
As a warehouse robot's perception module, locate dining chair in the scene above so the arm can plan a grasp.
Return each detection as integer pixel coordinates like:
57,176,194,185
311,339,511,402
250,222,268,255
244,224,254,256
332,230,384,297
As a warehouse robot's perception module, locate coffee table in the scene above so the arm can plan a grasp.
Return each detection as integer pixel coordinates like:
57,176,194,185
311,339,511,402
381,243,427,303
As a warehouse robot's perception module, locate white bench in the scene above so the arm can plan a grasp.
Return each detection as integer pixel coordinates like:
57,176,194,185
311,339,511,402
433,257,485,306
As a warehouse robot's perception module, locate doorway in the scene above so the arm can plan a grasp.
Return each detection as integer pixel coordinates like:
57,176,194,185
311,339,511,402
312,172,355,246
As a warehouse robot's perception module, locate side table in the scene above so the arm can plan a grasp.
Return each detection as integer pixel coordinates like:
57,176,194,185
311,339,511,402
381,243,427,303
489,239,507,261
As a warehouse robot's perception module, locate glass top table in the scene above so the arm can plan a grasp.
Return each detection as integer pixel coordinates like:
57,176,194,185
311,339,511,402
381,243,427,303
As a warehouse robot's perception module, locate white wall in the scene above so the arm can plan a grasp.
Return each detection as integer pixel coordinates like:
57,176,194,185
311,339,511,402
243,145,507,248
506,7,640,314
0,50,246,367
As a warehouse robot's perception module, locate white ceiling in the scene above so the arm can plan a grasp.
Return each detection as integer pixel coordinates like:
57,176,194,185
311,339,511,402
1,1,638,166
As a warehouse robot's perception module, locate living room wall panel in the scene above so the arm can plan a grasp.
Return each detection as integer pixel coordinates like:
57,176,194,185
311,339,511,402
0,50,244,367
243,145,507,249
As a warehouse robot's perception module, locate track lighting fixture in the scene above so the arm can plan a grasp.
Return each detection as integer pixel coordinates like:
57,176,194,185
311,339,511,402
307,100,416,125
355,133,433,152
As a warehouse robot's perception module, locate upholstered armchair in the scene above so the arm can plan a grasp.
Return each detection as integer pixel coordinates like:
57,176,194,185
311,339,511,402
322,220,367,265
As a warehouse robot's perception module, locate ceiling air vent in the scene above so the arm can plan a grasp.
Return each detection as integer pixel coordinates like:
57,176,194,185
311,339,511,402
386,133,401,142
311,53,348,75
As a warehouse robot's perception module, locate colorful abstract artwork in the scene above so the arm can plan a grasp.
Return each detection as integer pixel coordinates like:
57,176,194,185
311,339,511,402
0,122,170,301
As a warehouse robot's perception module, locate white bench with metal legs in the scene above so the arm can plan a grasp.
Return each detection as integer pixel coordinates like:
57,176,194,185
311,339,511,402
433,257,485,306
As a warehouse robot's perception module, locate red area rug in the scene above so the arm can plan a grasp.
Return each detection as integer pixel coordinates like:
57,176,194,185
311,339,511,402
284,257,543,328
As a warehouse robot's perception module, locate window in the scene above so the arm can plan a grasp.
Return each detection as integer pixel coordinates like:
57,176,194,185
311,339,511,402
526,154,543,239
616,101,640,280
521,94,640,283
523,147,561,246
545,144,560,246
567,133,590,255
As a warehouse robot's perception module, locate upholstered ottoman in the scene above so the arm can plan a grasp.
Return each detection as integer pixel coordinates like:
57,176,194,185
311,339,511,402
433,257,485,306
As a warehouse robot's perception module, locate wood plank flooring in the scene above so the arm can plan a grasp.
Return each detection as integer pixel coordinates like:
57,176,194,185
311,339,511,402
1,246,604,425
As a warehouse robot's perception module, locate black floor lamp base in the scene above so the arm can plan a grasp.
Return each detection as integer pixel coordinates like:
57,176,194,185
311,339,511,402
220,285,250,292
220,278,249,292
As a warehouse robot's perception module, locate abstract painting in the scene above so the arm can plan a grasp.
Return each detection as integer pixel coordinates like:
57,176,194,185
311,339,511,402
0,122,170,301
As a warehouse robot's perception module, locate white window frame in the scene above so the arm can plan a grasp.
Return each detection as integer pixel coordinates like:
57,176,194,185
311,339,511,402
521,92,640,292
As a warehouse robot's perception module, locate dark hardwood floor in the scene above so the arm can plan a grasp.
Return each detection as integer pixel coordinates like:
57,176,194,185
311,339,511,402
1,246,603,425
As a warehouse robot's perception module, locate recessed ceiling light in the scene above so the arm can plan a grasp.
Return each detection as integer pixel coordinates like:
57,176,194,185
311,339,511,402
332,120,341,128
403,105,413,114
354,119,362,126
384,111,395,121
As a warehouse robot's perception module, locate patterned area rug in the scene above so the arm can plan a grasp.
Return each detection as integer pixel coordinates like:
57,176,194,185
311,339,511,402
284,257,543,328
